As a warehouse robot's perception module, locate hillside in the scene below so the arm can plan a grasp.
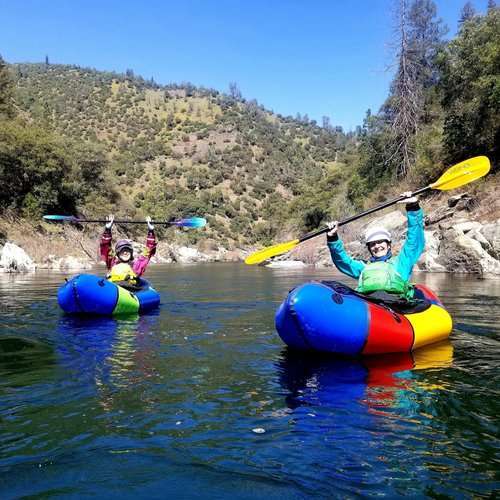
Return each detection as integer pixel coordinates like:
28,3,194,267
12,63,352,249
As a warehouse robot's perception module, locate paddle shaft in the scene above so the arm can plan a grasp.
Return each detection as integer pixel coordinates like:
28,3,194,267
59,219,188,225
298,186,431,244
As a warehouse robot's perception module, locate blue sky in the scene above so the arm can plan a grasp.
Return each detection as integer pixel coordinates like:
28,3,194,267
0,0,487,130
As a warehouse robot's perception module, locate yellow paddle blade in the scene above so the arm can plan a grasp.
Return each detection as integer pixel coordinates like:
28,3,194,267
430,156,490,191
244,239,300,265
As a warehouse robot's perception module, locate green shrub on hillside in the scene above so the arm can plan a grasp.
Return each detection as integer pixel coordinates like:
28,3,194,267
0,118,107,218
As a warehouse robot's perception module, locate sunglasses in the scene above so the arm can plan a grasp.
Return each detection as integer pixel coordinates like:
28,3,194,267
367,239,389,248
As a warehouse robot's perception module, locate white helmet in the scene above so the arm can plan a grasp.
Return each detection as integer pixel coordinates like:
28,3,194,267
364,226,391,244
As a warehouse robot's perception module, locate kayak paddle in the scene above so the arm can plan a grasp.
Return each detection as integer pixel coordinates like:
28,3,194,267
245,155,491,265
43,215,207,228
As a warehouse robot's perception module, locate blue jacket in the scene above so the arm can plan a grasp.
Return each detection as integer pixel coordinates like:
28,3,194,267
327,208,425,282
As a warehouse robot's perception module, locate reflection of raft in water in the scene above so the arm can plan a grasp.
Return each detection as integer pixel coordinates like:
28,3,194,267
275,281,453,355
278,341,454,411
58,274,160,316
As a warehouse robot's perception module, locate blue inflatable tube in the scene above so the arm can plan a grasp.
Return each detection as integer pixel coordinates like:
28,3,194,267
58,274,160,315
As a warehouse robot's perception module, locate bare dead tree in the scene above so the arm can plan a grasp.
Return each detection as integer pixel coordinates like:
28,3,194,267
386,0,421,178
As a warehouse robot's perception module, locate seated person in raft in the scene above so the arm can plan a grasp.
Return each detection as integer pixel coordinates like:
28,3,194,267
326,192,424,302
99,215,157,287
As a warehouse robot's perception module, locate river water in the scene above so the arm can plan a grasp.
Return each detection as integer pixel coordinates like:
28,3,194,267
0,264,498,498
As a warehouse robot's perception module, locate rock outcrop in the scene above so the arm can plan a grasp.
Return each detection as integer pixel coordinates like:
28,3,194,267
0,242,36,273
155,244,244,264
420,218,500,277
480,221,500,259
39,254,93,271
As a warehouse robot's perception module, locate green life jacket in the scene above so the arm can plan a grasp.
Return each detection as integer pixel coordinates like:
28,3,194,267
357,261,414,300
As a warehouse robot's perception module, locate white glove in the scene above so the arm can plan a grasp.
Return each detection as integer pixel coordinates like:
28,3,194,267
105,214,114,230
397,191,419,204
326,221,338,237
146,216,154,231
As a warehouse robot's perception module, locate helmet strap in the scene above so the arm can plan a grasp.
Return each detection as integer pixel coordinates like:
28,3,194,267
117,250,133,262
369,248,392,262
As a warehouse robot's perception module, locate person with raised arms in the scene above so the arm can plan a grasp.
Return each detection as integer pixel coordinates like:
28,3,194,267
100,215,157,286
326,192,425,301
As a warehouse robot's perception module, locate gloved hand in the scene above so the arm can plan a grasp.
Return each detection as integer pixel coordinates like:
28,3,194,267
397,191,419,204
146,216,154,231
326,221,338,237
105,214,114,230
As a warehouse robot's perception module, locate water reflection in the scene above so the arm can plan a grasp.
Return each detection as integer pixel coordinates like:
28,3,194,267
56,312,161,412
278,341,453,414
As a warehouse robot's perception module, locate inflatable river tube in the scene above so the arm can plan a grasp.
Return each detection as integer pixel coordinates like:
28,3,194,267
275,281,452,355
58,274,160,316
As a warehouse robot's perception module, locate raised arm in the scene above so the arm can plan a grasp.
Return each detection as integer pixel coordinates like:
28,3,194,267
326,221,365,279
99,215,114,270
132,217,157,277
395,201,425,281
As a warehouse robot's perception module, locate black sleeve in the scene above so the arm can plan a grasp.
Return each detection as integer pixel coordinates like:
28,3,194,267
406,201,421,212
326,232,339,242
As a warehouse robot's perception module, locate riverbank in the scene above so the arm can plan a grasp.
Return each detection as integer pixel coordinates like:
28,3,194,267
0,214,247,272
1,182,499,276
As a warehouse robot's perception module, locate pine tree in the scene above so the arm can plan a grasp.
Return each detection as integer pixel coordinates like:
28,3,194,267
459,2,476,26
408,0,447,88
228,81,242,100
322,116,332,131
439,6,500,164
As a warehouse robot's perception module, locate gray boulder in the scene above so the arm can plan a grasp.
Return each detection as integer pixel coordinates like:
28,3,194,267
39,255,93,270
0,242,36,273
417,230,447,272
479,219,500,259
436,226,500,277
